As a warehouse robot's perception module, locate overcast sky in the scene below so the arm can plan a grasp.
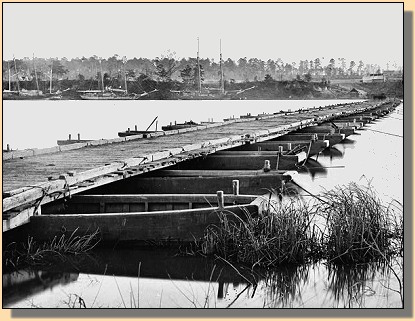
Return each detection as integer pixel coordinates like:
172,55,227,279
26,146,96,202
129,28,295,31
3,3,403,68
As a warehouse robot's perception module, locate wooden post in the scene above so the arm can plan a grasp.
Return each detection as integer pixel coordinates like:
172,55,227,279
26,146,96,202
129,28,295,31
288,143,292,151
135,125,138,131
232,180,240,195
217,190,224,209
278,146,283,153
6,144,10,152
127,128,130,133
68,134,71,141
263,160,271,172
77,133,80,141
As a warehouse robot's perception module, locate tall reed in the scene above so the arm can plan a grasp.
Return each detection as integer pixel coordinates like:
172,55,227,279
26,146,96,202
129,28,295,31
200,195,322,267
318,183,399,264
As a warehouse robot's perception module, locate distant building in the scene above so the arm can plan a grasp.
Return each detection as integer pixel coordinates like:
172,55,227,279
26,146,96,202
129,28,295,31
349,88,367,98
362,73,385,83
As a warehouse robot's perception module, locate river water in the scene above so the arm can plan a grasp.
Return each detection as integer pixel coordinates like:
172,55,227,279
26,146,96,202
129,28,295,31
3,99,404,308
4,99,359,150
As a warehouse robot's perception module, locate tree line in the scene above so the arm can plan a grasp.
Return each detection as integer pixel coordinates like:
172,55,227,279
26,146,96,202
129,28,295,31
3,53,402,91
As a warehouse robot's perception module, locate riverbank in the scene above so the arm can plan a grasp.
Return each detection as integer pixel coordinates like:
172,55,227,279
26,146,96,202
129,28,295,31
3,79,403,101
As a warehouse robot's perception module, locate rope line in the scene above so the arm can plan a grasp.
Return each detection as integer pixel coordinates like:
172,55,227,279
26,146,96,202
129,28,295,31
290,180,332,206
387,116,403,121
366,128,403,138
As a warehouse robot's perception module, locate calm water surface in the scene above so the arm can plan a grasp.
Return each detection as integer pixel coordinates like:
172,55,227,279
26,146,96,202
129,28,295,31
3,100,404,308
4,99,360,150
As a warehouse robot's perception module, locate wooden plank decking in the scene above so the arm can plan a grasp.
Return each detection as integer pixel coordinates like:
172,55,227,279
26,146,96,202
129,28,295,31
2,99,398,231
3,101,370,192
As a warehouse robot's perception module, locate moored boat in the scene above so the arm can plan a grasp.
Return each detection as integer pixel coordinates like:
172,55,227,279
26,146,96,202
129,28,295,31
162,120,200,131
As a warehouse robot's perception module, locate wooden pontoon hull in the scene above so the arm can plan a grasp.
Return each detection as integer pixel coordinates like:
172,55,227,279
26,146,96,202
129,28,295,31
231,140,329,157
90,170,292,195
279,133,345,147
170,151,307,170
27,204,259,243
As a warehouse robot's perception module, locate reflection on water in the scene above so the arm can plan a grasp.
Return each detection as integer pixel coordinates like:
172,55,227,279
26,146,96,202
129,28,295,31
3,103,403,308
320,146,344,159
298,158,328,180
261,264,311,308
3,270,79,307
3,255,402,308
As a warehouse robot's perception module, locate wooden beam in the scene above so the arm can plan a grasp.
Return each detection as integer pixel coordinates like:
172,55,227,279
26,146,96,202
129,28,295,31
3,206,38,232
153,169,289,177
285,133,345,147
63,194,258,204
173,154,302,170
232,140,329,156
28,204,259,243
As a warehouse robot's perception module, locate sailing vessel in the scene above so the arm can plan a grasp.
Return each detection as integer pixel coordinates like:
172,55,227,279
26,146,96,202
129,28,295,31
161,120,200,131
172,39,229,100
79,56,137,100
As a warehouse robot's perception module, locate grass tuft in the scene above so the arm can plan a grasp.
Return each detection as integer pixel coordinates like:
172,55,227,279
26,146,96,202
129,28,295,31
4,228,100,270
318,182,401,264
199,195,323,267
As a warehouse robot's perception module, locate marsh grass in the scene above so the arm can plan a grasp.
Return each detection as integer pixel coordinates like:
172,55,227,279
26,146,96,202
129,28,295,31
318,183,401,264
197,182,402,269
199,195,323,267
4,228,100,270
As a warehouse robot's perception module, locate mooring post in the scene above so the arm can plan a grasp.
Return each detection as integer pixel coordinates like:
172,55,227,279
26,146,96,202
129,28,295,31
232,180,240,195
288,143,292,151
278,146,283,153
135,125,138,131
68,134,71,141
6,144,10,152
127,128,130,133
77,133,80,141
217,190,224,209
264,160,271,172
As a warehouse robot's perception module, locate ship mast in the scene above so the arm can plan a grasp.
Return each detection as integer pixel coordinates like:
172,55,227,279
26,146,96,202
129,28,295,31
8,60,11,91
99,58,104,93
220,39,224,94
33,53,40,95
49,63,53,94
13,55,21,93
197,37,201,95
123,56,128,95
